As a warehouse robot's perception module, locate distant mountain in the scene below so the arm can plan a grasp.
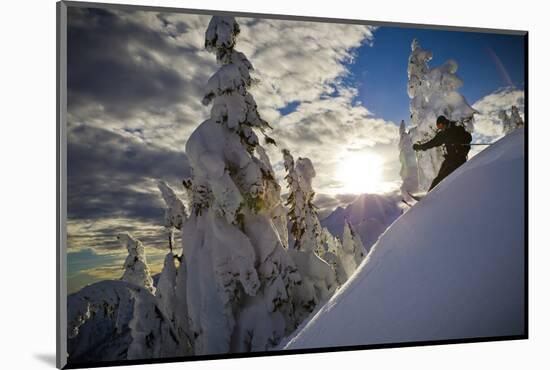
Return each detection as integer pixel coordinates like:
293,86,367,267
321,193,403,255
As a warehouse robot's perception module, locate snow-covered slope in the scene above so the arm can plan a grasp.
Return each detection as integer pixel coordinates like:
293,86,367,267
284,128,525,349
321,193,402,254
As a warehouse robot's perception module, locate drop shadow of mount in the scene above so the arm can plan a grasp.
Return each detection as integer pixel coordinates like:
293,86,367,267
34,353,56,367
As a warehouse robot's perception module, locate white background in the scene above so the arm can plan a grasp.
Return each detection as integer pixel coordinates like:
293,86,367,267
0,0,547,369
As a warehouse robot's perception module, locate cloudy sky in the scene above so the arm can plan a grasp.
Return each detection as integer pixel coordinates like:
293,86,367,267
66,6,525,293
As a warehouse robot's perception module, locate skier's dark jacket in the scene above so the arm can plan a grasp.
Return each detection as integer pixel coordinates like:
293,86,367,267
416,122,472,160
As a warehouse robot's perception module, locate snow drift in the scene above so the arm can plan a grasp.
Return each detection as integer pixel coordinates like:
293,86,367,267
284,128,525,349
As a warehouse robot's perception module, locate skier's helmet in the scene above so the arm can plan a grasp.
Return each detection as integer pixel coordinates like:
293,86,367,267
436,115,449,129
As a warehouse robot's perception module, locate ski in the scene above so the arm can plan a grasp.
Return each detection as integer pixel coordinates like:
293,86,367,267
401,199,415,208
407,191,426,202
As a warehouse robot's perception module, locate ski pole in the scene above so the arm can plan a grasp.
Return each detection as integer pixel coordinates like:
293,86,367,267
415,147,421,191
459,143,494,146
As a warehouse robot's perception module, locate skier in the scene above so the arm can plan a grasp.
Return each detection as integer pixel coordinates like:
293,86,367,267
413,115,472,190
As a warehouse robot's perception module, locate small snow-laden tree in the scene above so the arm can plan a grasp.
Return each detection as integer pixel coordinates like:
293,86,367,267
282,149,337,322
67,280,186,363
511,105,524,129
283,149,322,252
338,219,367,280
156,252,178,326
319,228,348,286
399,120,419,200
499,109,513,135
282,149,301,248
182,16,301,355
118,233,155,294
155,181,192,351
157,180,187,251
408,39,477,191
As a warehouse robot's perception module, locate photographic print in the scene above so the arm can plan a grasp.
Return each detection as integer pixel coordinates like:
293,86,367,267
57,1,527,368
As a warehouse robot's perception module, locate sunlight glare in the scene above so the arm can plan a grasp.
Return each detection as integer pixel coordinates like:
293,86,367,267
336,152,386,194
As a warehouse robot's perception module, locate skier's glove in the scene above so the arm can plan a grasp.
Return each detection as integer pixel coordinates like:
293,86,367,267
412,143,422,151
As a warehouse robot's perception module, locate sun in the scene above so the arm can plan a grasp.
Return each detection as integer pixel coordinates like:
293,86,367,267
336,152,387,194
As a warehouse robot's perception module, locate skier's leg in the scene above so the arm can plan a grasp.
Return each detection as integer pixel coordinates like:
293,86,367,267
429,159,456,190
428,174,443,191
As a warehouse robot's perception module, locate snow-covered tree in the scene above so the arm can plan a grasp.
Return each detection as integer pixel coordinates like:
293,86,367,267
282,149,337,321
155,181,191,348
283,149,323,252
408,39,477,191
511,105,524,129
181,16,301,354
319,228,348,285
499,105,524,136
158,180,187,250
499,109,513,135
399,120,419,200
338,219,367,280
155,181,185,317
118,233,155,294
156,252,178,321
156,180,193,351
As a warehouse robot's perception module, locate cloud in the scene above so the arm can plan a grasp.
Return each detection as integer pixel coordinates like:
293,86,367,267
66,7,398,218
67,246,166,293
67,7,215,149
68,123,190,222
66,8,404,292
227,19,399,197
67,123,189,257
265,89,400,198
235,18,375,121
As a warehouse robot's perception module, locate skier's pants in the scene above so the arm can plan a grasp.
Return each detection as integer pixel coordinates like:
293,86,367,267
429,157,467,191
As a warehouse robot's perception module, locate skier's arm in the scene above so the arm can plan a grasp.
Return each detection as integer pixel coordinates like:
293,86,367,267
415,131,446,151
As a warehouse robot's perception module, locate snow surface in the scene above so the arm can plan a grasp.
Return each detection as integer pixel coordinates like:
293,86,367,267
284,128,525,349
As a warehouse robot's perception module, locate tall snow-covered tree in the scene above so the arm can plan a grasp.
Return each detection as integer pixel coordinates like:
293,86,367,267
182,16,301,354
398,120,419,200
118,233,156,294
339,219,367,280
155,181,191,350
282,149,337,321
408,39,477,191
